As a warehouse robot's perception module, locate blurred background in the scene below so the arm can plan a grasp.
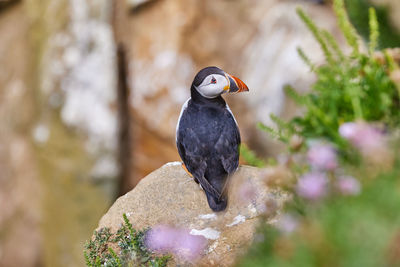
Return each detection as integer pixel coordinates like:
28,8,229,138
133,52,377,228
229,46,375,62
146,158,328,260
0,0,399,266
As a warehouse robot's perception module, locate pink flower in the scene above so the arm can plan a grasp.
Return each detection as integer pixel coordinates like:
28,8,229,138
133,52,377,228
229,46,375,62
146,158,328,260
336,175,361,196
145,225,207,262
339,122,385,153
296,172,328,201
277,214,299,234
339,122,359,140
307,143,338,171
145,225,176,252
238,181,257,204
339,122,392,165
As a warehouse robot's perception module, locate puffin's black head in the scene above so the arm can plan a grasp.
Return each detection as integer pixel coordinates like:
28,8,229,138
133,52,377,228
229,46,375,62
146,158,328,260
191,66,249,99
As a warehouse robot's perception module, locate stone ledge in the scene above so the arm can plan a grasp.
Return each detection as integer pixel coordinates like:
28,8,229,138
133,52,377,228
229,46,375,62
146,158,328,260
96,162,288,266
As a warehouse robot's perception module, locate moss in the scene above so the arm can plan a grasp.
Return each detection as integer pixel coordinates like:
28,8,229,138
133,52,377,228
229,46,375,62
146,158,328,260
84,214,170,267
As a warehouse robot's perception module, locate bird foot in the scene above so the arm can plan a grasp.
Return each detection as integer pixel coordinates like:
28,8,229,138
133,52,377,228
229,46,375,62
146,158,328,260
181,163,201,185
181,163,193,177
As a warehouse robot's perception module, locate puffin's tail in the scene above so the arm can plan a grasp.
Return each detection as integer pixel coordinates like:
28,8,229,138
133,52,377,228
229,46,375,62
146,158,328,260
205,191,227,212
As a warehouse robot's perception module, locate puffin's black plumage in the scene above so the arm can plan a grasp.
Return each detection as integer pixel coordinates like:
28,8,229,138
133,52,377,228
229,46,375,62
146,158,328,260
176,66,247,212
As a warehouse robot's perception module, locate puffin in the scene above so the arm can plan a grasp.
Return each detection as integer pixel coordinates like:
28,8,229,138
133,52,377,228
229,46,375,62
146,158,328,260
176,66,249,212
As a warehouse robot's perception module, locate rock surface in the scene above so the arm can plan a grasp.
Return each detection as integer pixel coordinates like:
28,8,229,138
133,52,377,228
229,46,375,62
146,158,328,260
97,163,288,266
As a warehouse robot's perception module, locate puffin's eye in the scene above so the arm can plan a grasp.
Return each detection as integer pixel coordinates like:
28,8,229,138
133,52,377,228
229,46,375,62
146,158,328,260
211,77,217,84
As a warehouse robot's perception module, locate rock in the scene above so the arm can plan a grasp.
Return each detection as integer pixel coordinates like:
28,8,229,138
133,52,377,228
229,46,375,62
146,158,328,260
0,0,19,11
97,162,288,266
0,1,116,266
0,3,41,267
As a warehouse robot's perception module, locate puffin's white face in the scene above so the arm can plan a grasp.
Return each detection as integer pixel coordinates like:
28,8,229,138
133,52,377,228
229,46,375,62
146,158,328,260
194,74,229,99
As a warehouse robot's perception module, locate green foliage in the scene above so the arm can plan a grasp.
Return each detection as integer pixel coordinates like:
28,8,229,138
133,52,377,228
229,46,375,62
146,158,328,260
237,162,400,267
333,0,360,55
368,7,379,55
345,0,400,49
84,214,170,267
258,113,296,144
261,0,400,152
240,144,267,168
238,0,400,266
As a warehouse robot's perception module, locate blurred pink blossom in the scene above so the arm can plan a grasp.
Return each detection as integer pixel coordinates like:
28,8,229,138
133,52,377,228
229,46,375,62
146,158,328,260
296,172,328,201
339,122,385,153
238,181,257,204
145,225,207,262
277,214,299,234
307,143,338,170
336,175,361,196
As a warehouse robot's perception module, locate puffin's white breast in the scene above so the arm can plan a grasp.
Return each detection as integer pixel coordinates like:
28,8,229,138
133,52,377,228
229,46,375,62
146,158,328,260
175,97,191,142
225,103,238,127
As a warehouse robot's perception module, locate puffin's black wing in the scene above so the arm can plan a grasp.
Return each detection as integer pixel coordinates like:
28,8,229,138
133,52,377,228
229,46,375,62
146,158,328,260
177,105,240,199
177,128,221,198
215,112,240,174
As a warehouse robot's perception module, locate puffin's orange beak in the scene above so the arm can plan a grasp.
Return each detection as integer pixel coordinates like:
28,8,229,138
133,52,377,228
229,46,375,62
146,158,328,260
224,73,249,93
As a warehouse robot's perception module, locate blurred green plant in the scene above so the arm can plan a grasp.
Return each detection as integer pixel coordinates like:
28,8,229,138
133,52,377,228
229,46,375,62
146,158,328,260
260,0,400,154
345,0,400,48
238,160,400,267
84,214,169,267
240,144,267,168
238,0,400,266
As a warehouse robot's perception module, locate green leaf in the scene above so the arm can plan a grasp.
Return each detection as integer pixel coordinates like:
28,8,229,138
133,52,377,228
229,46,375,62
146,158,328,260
333,0,360,55
240,144,266,168
368,7,379,55
297,7,334,64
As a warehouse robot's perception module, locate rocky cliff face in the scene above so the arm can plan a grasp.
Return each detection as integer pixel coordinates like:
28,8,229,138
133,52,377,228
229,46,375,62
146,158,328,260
2,0,397,266
0,1,341,266
0,3,41,267
96,163,288,266
113,0,343,188
0,1,116,267
29,1,117,266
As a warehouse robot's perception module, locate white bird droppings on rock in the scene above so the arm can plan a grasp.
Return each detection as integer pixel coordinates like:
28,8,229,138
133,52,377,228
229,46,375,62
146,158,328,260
190,228,220,240
198,213,217,220
248,205,258,215
226,215,246,227
163,161,182,167
207,240,219,253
